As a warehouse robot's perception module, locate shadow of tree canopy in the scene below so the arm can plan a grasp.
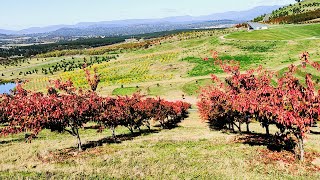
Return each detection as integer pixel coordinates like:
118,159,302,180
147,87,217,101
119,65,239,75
81,129,159,150
0,133,41,145
153,124,180,129
0,138,26,145
206,115,297,153
38,129,162,163
236,132,296,153
310,130,320,135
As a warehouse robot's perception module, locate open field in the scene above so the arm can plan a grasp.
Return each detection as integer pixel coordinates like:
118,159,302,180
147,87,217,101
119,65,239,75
2,24,320,98
226,24,320,40
0,111,319,179
1,24,320,179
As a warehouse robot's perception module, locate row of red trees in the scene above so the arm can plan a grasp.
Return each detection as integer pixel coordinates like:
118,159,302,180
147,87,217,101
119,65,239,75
198,51,319,161
0,70,191,151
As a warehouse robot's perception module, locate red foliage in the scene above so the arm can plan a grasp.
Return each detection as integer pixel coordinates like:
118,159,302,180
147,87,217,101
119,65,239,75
198,51,320,161
0,78,191,151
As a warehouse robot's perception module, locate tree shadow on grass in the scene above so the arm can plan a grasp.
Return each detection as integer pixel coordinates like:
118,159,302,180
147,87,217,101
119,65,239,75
310,130,320,135
207,117,233,132
236,132,296,153
38,129,160,163
83,125,101,130
0,133,41,145
0,138,26,145
80,129,160,150
206,119,296,153
153,124,180,130
42,117,187,161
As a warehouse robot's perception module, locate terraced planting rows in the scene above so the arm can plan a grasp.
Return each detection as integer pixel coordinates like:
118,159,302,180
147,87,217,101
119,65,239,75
2,24,320,98
59,52,179,88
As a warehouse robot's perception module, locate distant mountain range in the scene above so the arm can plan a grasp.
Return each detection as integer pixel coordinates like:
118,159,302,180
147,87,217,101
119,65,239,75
0,5,282,36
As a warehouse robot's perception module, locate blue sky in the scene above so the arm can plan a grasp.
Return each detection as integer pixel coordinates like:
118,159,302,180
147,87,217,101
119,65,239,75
0,0,295,30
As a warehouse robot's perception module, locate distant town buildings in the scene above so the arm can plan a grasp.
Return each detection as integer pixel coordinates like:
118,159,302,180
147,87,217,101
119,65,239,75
125,37,144,43
125,37,138,43
247,22,268,31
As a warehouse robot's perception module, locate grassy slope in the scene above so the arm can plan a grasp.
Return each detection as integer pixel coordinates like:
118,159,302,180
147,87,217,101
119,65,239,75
112,87,141,96
271,0,320,17
0,111,319,179
225,24,320,84
182,79,213,96
1,24,320,179
2,24,320,98
226,24,320,40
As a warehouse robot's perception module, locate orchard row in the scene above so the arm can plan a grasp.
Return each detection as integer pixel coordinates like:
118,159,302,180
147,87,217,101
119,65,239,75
198,51,320,162
0,76,191,151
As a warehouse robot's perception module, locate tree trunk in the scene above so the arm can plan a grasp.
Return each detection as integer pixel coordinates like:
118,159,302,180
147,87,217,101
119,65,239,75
111,126,116,140
128,126,134,134
75,128,82,151
231,123,235,132
297,135,304,162
238,122,242,134
146,121,151,131
160,121,165,129
265,125,270,136
232,122,240,133
246,122,250,133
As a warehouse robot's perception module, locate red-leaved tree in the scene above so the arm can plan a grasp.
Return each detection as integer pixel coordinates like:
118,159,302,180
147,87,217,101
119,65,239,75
198,51,320,161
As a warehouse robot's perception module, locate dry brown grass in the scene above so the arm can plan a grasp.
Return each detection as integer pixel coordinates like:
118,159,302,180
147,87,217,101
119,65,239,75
0,111,319,179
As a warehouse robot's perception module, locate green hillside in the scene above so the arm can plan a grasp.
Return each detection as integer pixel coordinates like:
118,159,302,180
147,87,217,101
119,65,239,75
226,23,320,40
3,24,320,97
1,24,320,179
272,0,320,17
256,0,320,24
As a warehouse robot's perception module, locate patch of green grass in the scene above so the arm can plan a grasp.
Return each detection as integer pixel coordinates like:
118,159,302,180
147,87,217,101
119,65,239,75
220,54,264,67
209,37,220,45
179,38,207,48
182,54,263,77
181,57,223,76
226,24,320,40
147,83,183,96
223,41,284,53
182,79,212,96
112,87,141,96
279,57,296,63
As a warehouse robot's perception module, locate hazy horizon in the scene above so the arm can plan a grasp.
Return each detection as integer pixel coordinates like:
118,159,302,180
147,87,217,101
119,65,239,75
1,0,295,30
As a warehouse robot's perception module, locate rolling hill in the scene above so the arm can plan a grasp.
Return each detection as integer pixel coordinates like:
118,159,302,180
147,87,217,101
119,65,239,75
226,23,320,40
1,23,320,179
